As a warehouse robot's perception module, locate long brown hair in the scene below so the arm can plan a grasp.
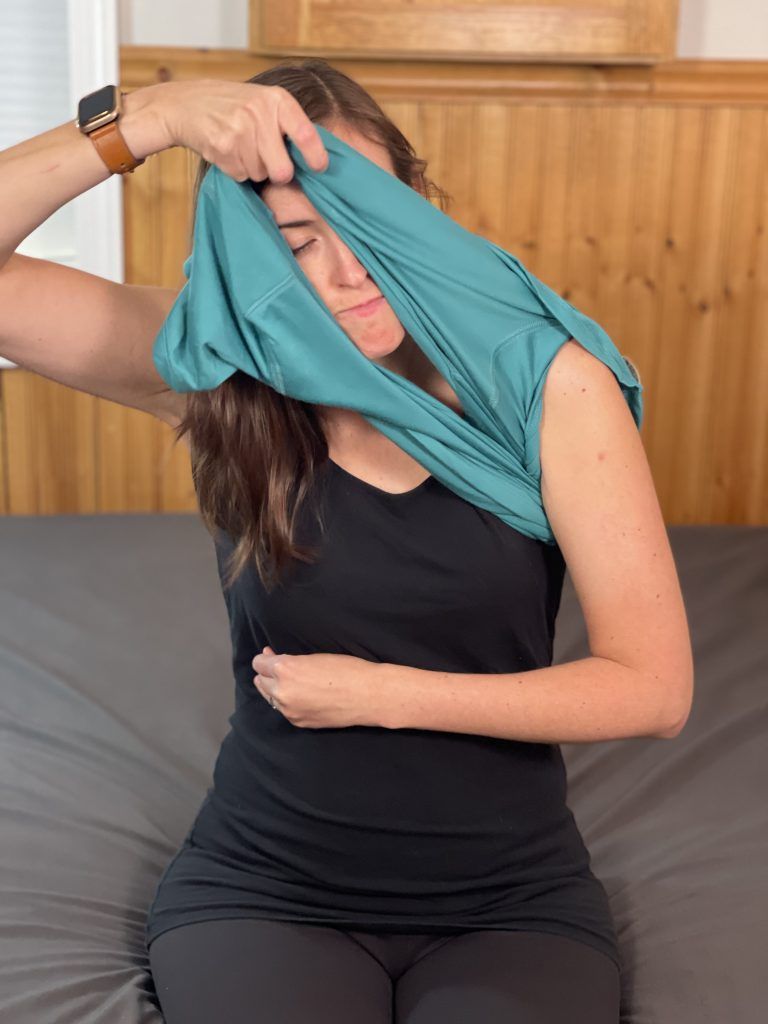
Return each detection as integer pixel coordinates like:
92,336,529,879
171,58,451,593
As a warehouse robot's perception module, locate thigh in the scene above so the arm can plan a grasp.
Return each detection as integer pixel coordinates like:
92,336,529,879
148,917,392,1024
394,929,620,1024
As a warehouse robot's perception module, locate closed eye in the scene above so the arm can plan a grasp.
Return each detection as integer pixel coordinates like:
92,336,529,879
291,240,315,256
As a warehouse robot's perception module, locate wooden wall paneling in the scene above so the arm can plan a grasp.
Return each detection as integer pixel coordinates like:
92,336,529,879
472,102,511,240
3,373,97,514
560,103,601,322
647,107,706,524
501,105,542,261
0,372,7,514
442,103,478,222
117,52,768,107
653,107,735,524
689,107,745,522
97,401,163,511
619,104,673,487
250,1,680,65
589,106,638,357
752,116,768,525
536,105,572,303
710,108,768,525
413,99,449,199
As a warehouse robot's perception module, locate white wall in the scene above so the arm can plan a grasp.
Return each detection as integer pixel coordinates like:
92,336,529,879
118,0,768,59
118,0,249,49
677,0,768,59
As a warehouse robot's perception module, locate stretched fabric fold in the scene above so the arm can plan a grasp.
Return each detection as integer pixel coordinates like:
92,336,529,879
153,124,643,544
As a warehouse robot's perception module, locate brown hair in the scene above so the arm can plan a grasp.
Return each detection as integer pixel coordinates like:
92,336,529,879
170,58,451,593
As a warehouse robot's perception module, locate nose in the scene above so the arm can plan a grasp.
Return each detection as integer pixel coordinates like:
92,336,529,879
331,236,370,288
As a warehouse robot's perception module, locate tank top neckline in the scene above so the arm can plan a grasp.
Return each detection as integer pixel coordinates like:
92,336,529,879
326,456,436,499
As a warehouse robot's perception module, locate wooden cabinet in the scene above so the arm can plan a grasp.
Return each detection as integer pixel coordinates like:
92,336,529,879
250,0,680,65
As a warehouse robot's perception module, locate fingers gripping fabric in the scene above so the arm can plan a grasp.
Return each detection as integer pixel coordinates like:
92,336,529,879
152,124,643,544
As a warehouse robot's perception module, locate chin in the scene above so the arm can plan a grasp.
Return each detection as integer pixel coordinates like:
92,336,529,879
347,317,406,356
362,332,405,358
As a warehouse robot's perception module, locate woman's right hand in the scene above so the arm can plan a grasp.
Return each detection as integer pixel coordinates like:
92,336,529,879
157,78,330,185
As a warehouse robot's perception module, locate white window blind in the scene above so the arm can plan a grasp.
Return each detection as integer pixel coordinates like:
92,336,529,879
0,0,122,369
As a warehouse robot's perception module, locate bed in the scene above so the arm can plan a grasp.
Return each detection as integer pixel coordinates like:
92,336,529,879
0,513,765,1022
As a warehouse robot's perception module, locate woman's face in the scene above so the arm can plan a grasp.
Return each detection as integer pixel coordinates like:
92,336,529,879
259,121,408,366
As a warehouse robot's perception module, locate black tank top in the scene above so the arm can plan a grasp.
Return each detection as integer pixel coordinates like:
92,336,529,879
145,457,621,971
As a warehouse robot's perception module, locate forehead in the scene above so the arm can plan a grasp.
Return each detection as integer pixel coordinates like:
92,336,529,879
260,124,395,222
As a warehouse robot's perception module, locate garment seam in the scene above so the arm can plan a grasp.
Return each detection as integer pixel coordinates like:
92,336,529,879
245,275,294,390
244,274,294,318
487,317,563,409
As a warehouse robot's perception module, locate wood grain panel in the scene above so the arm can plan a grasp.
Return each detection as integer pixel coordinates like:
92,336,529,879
251,1,679,64
2,50,766,526
120,52,768,106
2,371,97,514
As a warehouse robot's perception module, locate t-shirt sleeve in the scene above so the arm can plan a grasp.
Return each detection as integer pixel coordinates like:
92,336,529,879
150,167,295,394
490,311,644,488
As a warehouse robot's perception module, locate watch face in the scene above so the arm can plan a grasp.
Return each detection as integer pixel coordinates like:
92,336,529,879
78,84,117,129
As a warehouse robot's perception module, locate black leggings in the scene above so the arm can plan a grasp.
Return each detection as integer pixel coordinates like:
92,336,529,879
148,917,621,1023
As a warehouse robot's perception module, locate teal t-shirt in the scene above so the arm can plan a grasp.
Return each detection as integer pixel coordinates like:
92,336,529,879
153,124,643,545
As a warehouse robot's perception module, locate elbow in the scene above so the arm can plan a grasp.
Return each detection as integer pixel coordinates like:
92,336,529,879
655,714,688,739
655,680,694,739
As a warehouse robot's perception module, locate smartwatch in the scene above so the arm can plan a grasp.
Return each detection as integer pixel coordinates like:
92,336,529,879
75,84,145,175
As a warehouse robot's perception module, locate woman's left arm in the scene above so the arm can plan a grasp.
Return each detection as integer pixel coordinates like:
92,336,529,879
378,339,695,743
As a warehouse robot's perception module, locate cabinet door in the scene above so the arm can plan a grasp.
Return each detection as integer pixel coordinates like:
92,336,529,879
250,0,679,65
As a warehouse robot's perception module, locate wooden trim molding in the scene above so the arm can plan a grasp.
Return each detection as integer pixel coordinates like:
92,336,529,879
122,50,768,108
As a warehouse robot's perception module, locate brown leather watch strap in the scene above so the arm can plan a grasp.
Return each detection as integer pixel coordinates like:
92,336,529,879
88,119,145,175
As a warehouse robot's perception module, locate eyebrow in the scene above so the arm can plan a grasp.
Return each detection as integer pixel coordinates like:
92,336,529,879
276,218,317,229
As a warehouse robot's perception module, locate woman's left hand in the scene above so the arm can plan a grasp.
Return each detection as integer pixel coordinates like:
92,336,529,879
251,646,386,729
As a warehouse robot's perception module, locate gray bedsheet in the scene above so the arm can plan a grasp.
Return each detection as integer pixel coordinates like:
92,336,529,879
0,514,765,1023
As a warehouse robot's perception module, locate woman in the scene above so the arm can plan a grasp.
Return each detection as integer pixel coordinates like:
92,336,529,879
0,58,693,1023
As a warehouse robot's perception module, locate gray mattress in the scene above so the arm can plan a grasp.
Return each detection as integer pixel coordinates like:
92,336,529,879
0,514,765,1023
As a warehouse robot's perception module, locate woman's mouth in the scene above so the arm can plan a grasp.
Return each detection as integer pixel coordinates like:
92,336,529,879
341,295,385,317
